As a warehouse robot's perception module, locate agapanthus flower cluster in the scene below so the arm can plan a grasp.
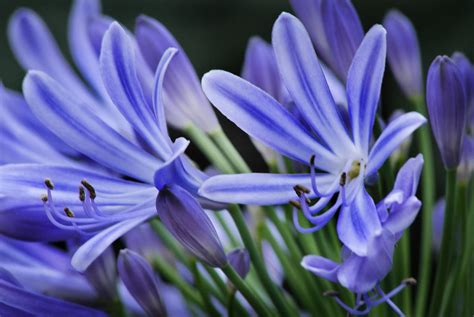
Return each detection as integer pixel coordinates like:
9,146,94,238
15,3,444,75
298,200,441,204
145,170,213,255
1,0,472,316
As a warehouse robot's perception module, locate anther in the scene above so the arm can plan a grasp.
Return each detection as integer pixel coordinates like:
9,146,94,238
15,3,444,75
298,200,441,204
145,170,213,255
64,207,75,218
310,154,316,165
323,290,340,297
340,172,347,186
79,186,86,202
40,194,48,203
402,277,417,286
294,184,310,194
289,200,301,209
348,160,361,179
44,178,54,190
81,179,96,199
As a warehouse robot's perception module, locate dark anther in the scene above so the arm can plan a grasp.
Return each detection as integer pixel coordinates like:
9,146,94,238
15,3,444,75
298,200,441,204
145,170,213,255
293,184,310,197
323,290,340,297
289,200,301,209
81,179,96,199
79,186,85,202
40,194,48,202
340,172,347,186
64,207,75,218
44,179,54,190
402,277,417,286
310,154,316,165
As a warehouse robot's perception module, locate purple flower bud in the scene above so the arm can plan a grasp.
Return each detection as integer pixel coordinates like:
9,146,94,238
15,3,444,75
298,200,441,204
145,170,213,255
451,53,474,132
320,0,364,81
156,185,227,267
118,249,166,317
384,10,423,98
82,246,117,301
227,248,250,279
289,0,363,81
426,55,467,169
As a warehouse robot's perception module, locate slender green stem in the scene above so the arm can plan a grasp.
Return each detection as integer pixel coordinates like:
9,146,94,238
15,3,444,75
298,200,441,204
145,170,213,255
429,169,457,317
411,96,436,317
184,125,235,173
210,129,251,173
191,261,220,316
228,204,295,316
150,219,190,266
222,264,273,316
152,256,204,307
262,225,324,316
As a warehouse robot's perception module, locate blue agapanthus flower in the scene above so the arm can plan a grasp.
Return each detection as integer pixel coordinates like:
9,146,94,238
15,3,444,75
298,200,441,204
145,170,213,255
1,10,225,271
200,12,426,256
301,155,423,315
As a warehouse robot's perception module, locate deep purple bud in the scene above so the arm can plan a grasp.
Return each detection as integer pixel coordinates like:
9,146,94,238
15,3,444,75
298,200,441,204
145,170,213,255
156,185,227,267
83,246,117,301
118,249,166,317
227,248,250,279
451,52,474,134
426,56,467,169
384,10,423,98
320,0,364,81
289,0,363,81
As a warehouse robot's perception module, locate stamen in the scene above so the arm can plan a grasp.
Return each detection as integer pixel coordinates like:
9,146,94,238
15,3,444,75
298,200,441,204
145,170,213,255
294,184,310,194
309,154,334,197
40,194,48,203
44,178,54,190
79,186,86,202
64,207,75,218
81,179,96,199
289,200,301,209
348,160,361,180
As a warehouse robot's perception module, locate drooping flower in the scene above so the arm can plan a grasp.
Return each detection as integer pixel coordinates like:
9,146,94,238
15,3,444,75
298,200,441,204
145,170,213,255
384,10,423,99
118,249,167,317
289,0,364,81
1,16,223,272
301,155,423,315
201,13,425,256
426,55,467,169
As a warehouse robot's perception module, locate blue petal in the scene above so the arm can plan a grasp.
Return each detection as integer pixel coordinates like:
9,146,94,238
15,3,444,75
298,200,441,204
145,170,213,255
366,112,426,176
202,70,337,169
227,248,250,279
391,154,424,198
0,163,153,241
135,15,220,132
320,0,364,81
347,25,387,154
23,71,161,183
72,214,152,272
68,0,107,97
118,249,166,317
337,231,394,293
199,173,335,205
272,13,353,154
100,22,172,159
8,8,98,107
0,277,106,317
156,185,227,267
383,196,421,238
337,188,382,256
301,255,339,283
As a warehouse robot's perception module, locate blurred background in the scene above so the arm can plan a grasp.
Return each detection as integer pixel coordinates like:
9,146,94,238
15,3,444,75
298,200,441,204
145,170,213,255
0,0,473,170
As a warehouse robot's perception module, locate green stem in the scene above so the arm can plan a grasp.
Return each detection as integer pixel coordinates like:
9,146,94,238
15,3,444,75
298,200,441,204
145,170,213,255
150,219,190,266
412,96,436,317
184,125,235,173
210,130,251,173
191,262,220,316
222,263,273,317
262,225,323,316
228,204,295,316
429,169,457,317
152,256,204,307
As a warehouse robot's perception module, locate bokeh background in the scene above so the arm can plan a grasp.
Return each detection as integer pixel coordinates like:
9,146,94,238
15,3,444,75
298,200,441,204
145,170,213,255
0,0,473,170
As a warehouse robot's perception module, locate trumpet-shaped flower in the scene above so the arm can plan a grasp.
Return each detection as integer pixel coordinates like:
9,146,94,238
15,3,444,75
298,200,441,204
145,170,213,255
1,20,222,271
301,155,423,315
201,13,425,256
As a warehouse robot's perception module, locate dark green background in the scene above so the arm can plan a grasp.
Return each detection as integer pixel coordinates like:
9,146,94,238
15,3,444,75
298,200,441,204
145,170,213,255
0,0,473,170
